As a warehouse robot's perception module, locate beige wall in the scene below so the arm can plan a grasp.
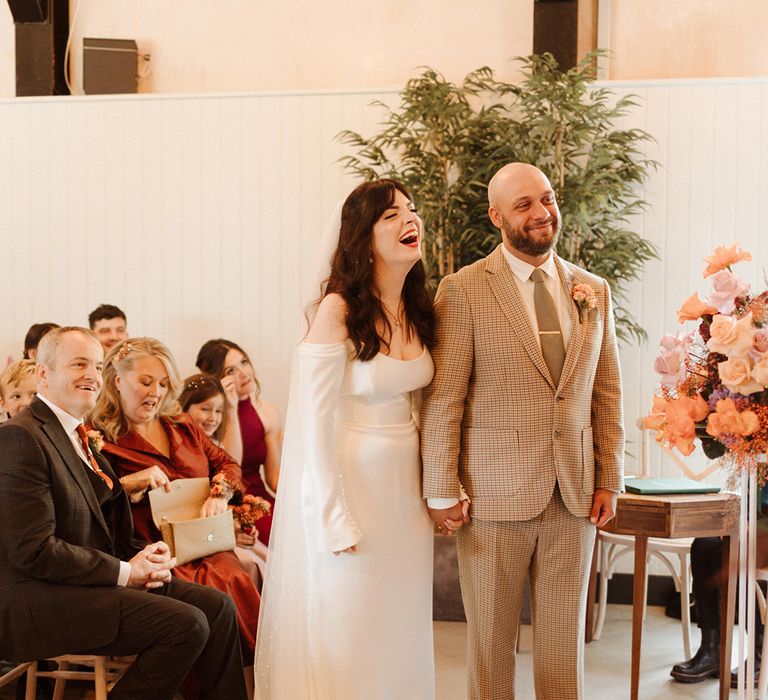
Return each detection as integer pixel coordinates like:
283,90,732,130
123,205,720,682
0,1,533,97
604,0,768,79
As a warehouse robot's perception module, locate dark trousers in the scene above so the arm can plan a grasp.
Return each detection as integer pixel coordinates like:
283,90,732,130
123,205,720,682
81,577,247,700
692,537,764,639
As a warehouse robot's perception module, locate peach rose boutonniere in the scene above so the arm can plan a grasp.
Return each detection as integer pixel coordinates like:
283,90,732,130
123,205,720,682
572,283,597,323
86,429,105,454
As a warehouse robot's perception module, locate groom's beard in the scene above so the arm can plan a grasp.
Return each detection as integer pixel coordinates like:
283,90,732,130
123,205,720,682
501,212,561,257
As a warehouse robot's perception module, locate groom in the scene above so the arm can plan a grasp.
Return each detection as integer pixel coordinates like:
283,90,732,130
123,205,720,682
421,163,624,699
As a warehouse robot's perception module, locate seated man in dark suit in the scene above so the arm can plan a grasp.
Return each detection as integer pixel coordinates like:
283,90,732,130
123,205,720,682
0,326,247,700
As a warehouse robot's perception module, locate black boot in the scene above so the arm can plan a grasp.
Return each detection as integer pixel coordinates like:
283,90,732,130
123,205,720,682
670,629,720,683
730,632,762,689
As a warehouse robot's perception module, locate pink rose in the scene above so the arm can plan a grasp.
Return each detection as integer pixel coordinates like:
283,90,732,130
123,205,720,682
754,329,768,354
751,352,768,387
707,270,750,314
653,349,686,387
703,242,752,278
677,292,718,323
706,398,759,438
717,356,763,395
707,312,755,357
659,331,693,354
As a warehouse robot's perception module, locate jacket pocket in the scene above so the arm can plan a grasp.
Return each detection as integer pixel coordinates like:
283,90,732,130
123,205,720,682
461,427,520,497
581,426,595,495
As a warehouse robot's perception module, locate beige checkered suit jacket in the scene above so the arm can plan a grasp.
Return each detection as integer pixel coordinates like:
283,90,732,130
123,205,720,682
421,245,624,520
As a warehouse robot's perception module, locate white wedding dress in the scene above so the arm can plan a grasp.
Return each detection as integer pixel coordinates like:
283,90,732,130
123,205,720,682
254,341,436,699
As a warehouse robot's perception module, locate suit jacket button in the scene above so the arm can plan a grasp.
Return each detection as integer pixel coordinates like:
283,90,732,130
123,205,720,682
554,430,561,438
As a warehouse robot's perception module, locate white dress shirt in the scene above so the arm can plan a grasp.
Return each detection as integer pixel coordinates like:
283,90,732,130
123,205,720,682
37,393,131,586
427,248,571,510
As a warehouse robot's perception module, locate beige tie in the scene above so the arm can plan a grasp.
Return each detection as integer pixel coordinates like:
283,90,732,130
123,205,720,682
531,268,565,385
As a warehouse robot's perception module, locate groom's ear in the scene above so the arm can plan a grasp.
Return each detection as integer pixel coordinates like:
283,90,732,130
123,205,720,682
488,206,502,230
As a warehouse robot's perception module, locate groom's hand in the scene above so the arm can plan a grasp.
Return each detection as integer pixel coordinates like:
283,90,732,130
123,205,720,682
428,501,470,536
589,488,618,527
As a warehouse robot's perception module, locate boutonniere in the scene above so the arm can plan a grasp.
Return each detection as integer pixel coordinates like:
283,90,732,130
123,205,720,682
86,429,105,454
572,283,597,323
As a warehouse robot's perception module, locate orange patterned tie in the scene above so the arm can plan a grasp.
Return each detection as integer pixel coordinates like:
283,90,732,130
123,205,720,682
75,424,113,490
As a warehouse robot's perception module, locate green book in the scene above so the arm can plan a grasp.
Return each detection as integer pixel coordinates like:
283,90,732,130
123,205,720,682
624,477,721,495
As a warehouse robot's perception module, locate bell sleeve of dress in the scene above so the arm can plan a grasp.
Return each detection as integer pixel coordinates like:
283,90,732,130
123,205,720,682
297,341,362,553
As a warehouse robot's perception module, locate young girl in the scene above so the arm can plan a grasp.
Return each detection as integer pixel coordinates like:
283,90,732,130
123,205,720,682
195,340,282,545
180,373,268,585
179,373,241,460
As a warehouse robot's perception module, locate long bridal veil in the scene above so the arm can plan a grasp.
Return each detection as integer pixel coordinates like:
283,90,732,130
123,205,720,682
253,201,344,698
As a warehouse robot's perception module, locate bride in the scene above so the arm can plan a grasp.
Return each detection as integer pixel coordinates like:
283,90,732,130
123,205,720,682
254,179,454,698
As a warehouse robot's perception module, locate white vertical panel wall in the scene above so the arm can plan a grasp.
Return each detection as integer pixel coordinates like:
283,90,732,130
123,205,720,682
1,79,767,489
0,89,397,409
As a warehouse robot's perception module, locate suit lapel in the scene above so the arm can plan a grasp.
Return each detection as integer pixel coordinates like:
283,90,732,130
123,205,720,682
485,246,554,387
31,400,112,538
556,256,587,388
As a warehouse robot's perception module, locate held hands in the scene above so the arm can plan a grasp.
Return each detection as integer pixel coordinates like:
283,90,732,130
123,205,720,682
428,500,470,536
589,488,618,528
200,495,228,518
127,541,176,589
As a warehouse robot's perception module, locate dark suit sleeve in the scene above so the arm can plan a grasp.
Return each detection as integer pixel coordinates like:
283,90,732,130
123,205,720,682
0,423,122,586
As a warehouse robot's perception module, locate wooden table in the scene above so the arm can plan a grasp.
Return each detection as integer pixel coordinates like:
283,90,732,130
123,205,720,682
589,492,739,700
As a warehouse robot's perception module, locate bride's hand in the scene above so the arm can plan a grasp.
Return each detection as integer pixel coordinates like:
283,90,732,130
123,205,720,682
333,545,358,556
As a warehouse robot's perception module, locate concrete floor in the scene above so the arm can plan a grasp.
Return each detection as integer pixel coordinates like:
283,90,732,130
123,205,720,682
436,604,746,699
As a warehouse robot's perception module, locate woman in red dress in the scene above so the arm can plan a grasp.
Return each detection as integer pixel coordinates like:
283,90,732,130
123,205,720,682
196,339,283,545
89,337,260,664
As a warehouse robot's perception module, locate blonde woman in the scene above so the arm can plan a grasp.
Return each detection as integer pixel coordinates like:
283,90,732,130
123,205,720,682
90,337,261,665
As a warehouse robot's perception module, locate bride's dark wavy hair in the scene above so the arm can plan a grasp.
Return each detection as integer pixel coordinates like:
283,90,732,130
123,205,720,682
318,179,435,361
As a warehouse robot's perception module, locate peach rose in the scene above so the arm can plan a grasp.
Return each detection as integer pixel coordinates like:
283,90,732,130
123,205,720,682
677,292,718,323
751,352,768,387
703,242,752,278
707,312,755,357
706,398,759,439
707,270,750,314
717,356,763,395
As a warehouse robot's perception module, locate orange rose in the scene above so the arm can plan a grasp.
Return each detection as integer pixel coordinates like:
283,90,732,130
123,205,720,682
677,292,718,323
706,398,759,439
642,394,669,434
662,395,710,455
703,242,752,278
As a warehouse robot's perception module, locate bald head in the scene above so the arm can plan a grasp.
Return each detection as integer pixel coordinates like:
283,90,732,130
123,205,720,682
487,163,552,208
487,163,561,263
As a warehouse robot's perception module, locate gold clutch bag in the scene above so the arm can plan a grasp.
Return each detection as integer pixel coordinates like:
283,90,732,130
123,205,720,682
148,477,235,566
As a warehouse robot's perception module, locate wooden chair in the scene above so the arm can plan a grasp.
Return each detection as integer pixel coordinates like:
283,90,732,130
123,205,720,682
24,654,134,700
592,419,723,660
0,662,32,691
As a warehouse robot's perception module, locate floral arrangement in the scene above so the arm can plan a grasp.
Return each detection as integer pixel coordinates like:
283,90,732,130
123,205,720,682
209,473,237,501
572,283,597,322
86,429,105,454
229,494,271,535
643,243,768,483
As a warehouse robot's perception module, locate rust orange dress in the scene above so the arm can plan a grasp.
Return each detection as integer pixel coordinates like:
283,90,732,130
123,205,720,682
101,413,260,663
